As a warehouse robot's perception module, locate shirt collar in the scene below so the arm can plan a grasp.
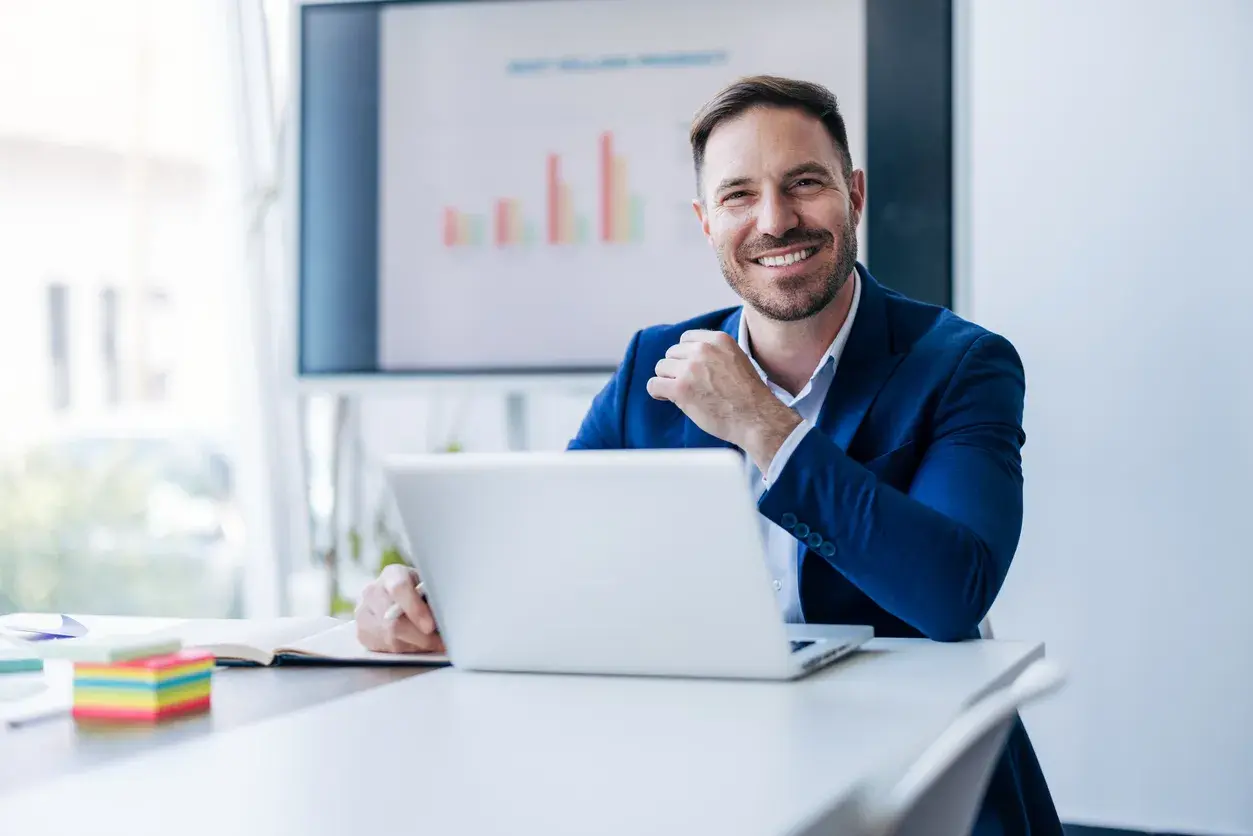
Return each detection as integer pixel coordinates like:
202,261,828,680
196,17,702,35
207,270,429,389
737,268,862,389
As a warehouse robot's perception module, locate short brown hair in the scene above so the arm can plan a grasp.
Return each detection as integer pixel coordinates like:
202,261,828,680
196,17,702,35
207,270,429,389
688,75,853,195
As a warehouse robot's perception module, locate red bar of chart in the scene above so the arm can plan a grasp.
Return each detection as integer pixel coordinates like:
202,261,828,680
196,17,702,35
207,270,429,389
443,207,458,247
547,155,561,245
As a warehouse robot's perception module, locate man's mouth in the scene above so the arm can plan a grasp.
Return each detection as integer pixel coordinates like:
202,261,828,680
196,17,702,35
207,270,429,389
754,247,817,268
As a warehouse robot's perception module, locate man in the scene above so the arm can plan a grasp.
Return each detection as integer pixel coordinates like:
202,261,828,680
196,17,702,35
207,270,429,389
357,76,1062,835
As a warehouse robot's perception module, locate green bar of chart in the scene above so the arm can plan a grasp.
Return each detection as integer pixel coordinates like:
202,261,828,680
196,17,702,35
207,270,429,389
629,196,645,243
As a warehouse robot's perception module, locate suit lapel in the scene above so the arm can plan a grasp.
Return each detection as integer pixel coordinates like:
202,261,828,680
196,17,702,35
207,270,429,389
681,308,742,450
817,266,906,453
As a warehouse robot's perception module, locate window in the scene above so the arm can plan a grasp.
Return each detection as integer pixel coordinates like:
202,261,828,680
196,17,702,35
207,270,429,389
143,288,172,403
100,286,120,406
0,2,261,619
47,282,70,411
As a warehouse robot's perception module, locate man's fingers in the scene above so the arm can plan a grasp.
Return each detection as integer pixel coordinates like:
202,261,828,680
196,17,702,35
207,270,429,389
356,594,443,654
665,342,697,359
653,357,685,378
355,597,411,653
646,376,677,401
391,614,445,652
360,579,394,616
387,576,436,634
679,329,724,344
354,565,448,655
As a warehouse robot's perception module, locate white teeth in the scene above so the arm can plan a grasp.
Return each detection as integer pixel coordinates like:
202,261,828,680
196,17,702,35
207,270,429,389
756,248,814,267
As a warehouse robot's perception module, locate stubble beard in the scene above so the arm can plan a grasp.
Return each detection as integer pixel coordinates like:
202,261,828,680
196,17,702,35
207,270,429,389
718,216,858,323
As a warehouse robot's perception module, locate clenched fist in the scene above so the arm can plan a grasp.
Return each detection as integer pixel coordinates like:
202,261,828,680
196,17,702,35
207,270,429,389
645,329,801,471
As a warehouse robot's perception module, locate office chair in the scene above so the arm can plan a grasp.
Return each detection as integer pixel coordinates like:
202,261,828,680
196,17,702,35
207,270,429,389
851,658,1066,836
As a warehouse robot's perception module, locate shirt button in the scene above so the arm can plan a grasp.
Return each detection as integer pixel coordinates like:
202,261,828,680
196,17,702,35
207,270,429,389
773,579,782,591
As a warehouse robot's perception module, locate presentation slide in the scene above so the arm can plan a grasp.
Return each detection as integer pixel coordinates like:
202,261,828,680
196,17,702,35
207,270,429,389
377,0,866,373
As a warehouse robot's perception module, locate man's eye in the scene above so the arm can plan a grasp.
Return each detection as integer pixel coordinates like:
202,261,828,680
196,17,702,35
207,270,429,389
723,191,749,202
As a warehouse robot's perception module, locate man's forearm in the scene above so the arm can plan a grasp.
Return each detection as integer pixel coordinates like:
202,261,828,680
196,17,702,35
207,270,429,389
756,428,1022,641
738,400,803,472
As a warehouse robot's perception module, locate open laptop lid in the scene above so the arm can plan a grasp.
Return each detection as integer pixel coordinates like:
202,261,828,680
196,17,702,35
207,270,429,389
385,449,820,679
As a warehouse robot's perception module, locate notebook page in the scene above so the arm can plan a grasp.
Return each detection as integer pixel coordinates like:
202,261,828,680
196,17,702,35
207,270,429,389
278,620,448,665
153,617,343,656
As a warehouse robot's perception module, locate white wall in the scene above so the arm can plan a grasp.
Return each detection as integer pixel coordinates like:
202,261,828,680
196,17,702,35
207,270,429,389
964,1,1253,833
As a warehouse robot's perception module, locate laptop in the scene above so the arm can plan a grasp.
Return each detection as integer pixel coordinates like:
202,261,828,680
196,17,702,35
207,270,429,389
383,448,872,680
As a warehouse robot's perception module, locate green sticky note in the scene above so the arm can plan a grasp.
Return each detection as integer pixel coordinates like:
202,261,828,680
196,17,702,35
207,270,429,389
0,648,44,674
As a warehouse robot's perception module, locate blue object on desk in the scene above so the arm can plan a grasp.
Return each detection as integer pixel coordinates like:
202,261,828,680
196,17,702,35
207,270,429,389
0,656,44,674
0,614,89,641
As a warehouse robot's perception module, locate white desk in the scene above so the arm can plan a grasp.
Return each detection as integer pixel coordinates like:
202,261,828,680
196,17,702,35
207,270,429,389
0,638,1043,836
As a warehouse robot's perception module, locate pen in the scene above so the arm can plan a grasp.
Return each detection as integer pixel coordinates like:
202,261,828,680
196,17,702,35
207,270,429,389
382,581,425,622
6,703,70,729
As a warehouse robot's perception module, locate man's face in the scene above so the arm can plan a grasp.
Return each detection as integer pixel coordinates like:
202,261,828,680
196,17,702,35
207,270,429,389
693,106,865,322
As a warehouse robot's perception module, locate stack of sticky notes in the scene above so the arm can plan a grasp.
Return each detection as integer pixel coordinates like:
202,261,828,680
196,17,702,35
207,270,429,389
72,648,214,723
39,635,215,723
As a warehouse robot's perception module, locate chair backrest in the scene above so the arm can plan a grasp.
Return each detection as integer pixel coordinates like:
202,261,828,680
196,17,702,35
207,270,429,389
855,658,1066,836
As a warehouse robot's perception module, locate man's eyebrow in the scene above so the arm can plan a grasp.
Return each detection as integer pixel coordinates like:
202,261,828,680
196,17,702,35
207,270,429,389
782,161,834,180
713,175,753,194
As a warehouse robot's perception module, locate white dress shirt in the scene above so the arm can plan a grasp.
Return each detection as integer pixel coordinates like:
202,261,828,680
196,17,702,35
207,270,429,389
738,271,862,623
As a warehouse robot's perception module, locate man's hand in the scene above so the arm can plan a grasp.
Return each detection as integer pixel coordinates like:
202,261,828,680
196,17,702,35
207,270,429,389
355,563,446,654
645,330,802,471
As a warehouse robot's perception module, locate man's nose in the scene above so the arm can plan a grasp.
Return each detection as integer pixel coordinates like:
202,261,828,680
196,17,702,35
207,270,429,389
755,189,799,238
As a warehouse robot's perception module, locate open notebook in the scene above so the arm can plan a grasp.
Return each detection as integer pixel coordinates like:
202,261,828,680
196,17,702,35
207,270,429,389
144,617,449,667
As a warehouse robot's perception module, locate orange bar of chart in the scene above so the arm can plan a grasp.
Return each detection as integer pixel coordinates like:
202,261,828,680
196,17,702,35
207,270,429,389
613,157,630,243
559,183,575,245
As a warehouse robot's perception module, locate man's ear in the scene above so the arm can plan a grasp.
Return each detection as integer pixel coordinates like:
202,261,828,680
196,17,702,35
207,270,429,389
692,198,713,245
848,169,867,226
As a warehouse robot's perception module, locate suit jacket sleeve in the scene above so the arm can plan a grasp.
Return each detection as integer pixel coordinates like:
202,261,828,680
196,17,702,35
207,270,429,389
757,333,1027,641
567,330,641,451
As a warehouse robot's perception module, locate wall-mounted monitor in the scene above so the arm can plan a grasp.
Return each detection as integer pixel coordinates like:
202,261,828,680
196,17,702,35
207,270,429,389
295,0,952,378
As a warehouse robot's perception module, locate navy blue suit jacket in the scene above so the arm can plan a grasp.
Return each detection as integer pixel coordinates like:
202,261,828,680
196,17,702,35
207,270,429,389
568,264,1062,835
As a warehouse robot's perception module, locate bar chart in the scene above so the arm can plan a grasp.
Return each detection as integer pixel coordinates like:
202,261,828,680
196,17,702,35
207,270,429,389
376,0,860,372
441,131,643,249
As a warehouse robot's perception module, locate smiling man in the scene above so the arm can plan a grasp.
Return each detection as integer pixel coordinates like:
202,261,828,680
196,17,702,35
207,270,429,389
357,75,1061,835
